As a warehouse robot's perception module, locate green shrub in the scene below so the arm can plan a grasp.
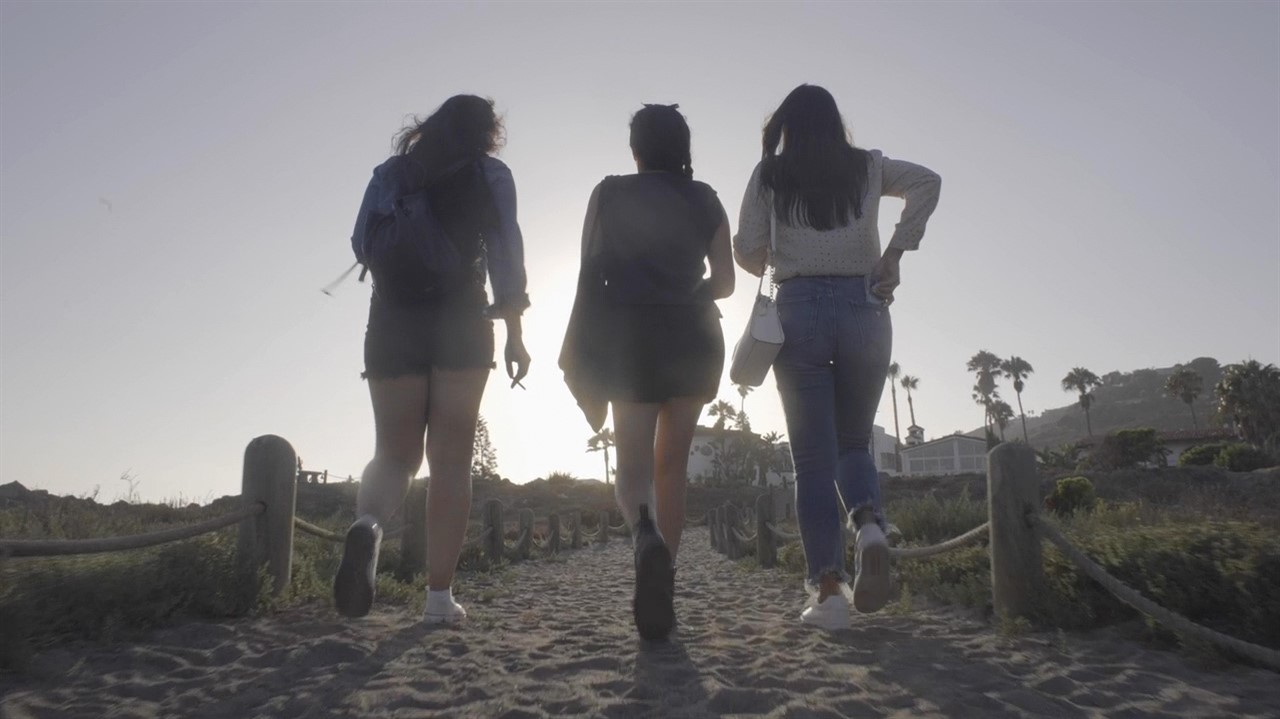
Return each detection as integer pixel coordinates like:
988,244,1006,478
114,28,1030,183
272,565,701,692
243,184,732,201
887,489,988,545
1178,442,1230,467
1091,428,1169,470
1214,444,1275,472
893,517,1280,654
1045,476,1097,517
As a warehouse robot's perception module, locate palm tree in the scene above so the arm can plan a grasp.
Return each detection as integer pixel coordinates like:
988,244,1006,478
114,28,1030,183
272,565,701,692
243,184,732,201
1061,367,1102,437
990,399,1015,441
887,362,903,454
707,400,737,431
1000,356,1035,443
967,350,1002,433
1215,360,1280,445
900,375,920,427
1167,365,1203,427
586,428,615,485
1164,366,1204,430
735,383,754,416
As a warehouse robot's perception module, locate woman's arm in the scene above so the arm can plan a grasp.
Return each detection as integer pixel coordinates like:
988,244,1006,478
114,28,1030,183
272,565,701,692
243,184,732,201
706,208,736,300
480,157,531,318
732,164,769,276
881,156,941,253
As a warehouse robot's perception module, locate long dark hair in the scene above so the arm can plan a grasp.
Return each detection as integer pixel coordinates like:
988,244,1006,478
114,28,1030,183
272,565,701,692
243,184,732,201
629,103,693,178
760,85,869,230
393,94,503,181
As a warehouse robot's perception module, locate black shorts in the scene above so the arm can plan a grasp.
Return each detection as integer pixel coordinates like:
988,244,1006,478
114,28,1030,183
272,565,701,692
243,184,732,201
362,289,495,379
603,302,724,403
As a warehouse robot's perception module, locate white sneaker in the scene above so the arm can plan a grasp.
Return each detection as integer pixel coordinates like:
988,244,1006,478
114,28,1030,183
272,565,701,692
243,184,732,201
800,591,850,630
853,523,891,614
423,591,467,625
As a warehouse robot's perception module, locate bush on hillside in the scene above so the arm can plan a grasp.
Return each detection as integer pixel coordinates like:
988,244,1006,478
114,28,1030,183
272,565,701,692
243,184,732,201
1178,442,1230,467
1045,476,1098,517
1091,428,1169,470
1215,444,1275,472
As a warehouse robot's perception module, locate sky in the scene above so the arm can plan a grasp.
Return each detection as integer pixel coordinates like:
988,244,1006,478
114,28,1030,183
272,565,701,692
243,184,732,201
2,1,1277,503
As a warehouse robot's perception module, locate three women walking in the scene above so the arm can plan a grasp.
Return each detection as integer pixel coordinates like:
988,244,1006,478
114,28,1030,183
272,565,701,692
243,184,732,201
337,84,939,639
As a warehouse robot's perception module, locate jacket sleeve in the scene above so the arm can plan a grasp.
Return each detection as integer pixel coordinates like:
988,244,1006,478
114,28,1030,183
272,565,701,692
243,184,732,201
480,157,531,315
732,163,770,277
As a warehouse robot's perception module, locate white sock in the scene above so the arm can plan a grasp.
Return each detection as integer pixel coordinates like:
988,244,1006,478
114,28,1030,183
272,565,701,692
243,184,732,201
426,588,455,609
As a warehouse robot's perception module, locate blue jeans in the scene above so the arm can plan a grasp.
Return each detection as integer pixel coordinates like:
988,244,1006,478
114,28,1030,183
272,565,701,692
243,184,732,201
773,276,892,586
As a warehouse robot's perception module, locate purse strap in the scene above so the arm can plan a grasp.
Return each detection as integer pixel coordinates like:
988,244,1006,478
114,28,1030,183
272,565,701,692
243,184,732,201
757,191,778,300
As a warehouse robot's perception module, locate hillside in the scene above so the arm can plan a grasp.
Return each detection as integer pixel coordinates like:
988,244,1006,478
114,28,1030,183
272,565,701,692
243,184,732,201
979,357,1226,449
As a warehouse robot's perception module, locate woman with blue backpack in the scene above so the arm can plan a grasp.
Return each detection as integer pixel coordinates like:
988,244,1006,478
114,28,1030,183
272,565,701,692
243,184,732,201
336,94,530,624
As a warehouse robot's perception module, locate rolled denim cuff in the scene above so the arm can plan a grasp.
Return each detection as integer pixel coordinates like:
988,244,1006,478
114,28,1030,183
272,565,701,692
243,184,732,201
805,568,852,594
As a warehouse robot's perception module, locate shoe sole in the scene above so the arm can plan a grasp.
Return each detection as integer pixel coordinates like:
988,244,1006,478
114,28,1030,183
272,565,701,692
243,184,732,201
633,538,675,642
853,540,891,614
334,525,378,618
423,612,466,625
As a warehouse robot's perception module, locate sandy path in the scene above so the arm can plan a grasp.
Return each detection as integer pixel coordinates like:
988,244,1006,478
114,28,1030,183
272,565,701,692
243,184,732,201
2,527,1277,718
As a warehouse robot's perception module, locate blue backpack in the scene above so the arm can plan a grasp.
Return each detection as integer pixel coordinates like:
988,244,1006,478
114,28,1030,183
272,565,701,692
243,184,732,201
352,156,475,303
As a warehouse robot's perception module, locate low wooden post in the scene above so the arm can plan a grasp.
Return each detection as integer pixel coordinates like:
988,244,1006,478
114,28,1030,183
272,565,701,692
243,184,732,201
548,513,561,554
710,507,721,553
237,435,297,596
756,493,776,568
569,511,582,549
707,510,716,551
725,503,744,559
517,508,534,560
597,510,610,545
483,499,504,564
988,443,1044,621
397,478,428,581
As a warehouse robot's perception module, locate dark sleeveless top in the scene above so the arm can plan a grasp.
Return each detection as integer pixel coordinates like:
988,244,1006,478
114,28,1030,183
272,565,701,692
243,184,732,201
596,172,725,305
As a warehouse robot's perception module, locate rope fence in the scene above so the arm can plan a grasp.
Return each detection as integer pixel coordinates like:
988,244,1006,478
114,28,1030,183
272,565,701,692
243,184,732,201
7,434,1275,670
708,444,1279,670
0,502,264,558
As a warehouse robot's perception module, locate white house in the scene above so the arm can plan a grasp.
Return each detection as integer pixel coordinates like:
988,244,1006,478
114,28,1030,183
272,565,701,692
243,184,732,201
900,433,988,477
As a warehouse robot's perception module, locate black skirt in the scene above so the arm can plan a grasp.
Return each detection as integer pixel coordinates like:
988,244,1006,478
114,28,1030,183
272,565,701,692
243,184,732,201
600,302,724,404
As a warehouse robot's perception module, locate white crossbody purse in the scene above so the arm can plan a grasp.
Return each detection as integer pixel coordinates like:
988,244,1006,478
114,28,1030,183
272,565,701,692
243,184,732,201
729,201,783,386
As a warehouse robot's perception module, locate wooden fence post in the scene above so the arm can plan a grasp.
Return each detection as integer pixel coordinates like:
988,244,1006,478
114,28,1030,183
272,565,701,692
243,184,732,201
237,435,297,596
569,511,581,549
707,510,716,551
710,507,721,553
988,442,1044,621
483,499,504,564
548,513,561,554
756,493,776,568
725,503,744,559
517,508,534,560
397,478,428,581
597,510,610,545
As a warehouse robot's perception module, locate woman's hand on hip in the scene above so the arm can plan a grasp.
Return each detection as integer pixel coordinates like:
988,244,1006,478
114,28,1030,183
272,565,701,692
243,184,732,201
873,249,904,302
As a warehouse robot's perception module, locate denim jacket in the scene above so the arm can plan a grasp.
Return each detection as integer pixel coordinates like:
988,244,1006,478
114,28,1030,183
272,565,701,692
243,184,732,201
351,155,530,315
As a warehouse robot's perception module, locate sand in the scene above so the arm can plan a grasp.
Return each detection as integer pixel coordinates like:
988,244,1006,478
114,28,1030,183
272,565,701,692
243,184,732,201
2,527,1277,718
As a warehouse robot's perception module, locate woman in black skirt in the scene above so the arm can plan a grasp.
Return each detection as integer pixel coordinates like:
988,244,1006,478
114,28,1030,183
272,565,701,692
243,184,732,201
561,104,734,640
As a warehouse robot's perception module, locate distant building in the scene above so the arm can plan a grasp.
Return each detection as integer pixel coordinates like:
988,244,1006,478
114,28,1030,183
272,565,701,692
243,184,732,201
900,433,988,477
873,424,901,476
687,426,795,486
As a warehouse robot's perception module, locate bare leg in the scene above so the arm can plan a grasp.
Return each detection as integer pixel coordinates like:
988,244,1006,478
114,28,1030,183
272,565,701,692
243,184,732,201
357,376,429,524
611,401,661,530
653,397,703,559
423,367,489,591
